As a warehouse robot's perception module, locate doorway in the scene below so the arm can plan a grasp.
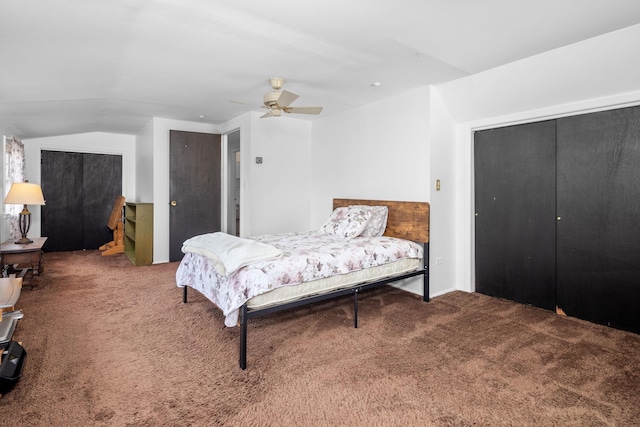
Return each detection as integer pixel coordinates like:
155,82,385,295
226,130,240,236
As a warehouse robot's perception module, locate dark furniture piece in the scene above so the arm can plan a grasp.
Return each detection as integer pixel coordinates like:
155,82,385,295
1,237,47,289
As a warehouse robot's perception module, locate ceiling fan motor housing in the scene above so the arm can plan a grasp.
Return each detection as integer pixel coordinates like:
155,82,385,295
254,77,321,117
263,91,281,107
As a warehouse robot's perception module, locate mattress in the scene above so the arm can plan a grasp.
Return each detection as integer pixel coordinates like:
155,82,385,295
177,231,424,326
246,257,421,310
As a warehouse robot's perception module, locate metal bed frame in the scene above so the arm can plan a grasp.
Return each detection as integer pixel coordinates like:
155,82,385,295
181,198,430,369
237,242,429,369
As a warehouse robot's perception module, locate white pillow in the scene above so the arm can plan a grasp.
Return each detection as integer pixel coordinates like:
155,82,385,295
354,205,389,237
318,206,372,238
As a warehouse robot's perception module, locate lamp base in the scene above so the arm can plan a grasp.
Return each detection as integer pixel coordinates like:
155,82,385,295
15,209,33,244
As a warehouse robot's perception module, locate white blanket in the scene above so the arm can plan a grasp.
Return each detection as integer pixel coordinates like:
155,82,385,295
181,232,282,276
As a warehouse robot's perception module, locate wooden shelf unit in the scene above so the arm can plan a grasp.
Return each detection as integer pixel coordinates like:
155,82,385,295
124,202,153,266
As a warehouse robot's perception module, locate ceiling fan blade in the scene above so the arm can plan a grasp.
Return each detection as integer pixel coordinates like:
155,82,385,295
230,100,265,109
283,106,323,115
277,90,299,107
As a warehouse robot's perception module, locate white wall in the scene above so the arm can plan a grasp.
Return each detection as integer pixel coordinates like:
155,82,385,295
311,87,431,223
136,120,154,202
22,132,136,239
310,86,442,297
245,113,313,236
428,87,459,298
219,112,313,237
145,113,312,263
434,23,640,294
438,24,640,125
221,112,311,236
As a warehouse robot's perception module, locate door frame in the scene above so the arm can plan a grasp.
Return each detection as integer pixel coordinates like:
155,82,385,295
169,130,222,262
221,128,242,237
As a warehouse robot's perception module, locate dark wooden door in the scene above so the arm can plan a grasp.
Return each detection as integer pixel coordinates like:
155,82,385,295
556,106,640,333
41,151,83,251
41,151,122,252
474,121,557,310
169,131,221,262
82,153,123,251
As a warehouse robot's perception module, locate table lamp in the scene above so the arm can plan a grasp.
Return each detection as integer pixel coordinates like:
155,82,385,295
3,182,46,244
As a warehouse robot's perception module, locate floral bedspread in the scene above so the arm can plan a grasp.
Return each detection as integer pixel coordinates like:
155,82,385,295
176,231,423,327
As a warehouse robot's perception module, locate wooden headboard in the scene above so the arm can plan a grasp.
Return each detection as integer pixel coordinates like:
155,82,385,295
333,198,430,243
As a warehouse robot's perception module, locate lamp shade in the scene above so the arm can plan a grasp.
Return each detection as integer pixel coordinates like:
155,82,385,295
3,182,46,205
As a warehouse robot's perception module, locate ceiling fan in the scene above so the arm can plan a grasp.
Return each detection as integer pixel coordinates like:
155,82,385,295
233,78,323,118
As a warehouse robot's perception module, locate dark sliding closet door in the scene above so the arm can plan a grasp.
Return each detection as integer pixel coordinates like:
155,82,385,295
41,151,122,252
474,121,557,310
556,106,640,333
41,152,84,251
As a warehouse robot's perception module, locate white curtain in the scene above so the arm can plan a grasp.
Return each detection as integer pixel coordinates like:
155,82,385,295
4,136,26,239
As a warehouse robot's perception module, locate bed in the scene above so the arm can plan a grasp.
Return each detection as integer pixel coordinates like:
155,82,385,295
176,198,430,369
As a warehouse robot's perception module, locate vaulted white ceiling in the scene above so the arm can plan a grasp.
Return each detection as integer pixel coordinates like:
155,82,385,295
3,0,640,139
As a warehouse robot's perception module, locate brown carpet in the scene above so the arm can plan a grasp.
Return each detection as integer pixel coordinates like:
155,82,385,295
1,250,638,426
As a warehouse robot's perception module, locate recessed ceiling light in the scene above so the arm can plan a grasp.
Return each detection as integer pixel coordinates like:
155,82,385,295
371,82,381,87
199,115,206,119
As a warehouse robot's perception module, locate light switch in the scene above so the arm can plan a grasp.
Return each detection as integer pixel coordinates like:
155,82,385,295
435,179,441,191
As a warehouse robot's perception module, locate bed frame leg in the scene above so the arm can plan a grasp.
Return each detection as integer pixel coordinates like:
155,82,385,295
183,286,188,303
239,304,248,370
423,242,430,302
353,290,359,328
